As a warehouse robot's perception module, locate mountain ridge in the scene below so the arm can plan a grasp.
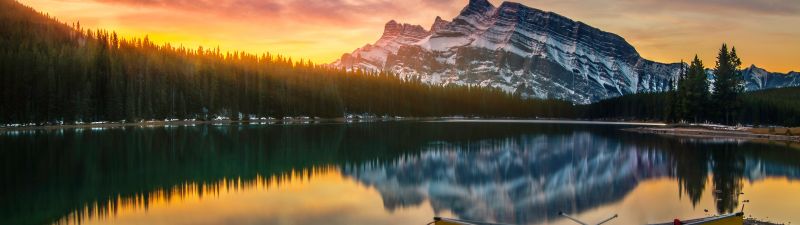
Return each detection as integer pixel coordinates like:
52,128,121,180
333,0,799,104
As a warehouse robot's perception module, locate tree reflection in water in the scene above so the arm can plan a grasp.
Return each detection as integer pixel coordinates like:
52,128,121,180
1,122,799,225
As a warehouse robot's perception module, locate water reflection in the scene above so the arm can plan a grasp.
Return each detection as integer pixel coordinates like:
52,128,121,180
342,129,800,224
344,132,670,224
1,121,800,225
54,167,338,225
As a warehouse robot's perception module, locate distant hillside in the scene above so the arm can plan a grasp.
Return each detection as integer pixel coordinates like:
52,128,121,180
580,87,800,126
0,0,572,125
740,87,800,126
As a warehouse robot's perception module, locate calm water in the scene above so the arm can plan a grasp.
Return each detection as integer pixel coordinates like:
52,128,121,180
2,121,800,225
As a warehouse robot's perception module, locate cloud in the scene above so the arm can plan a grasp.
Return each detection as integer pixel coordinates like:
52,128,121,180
420,0,461,9
623,0,800,15
30,0,800,72
520,0,800,16
87,0,461,26
91,0,284,19
283,0,409,25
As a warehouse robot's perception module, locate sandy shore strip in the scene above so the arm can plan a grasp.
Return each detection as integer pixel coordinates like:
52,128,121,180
624,126,800,143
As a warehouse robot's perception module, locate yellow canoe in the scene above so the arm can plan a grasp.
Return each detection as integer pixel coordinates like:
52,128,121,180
430,217,473,225
430,212,744,225
650,212,744,225
430,217,513,225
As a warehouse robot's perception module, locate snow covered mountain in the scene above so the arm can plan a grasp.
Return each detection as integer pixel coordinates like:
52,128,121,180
333,0,797,104
741,65,800,91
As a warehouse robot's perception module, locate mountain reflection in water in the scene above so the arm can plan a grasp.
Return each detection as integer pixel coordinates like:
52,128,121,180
2,121,800,225
343,130,800,224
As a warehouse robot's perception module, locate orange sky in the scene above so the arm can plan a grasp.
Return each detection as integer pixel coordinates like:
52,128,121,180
18,0,800,73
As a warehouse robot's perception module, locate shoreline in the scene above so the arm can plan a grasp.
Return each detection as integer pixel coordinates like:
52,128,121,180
4,118,799,146
0,117,446,133
745,218,785,225
624,126,800,143
0,118,669,133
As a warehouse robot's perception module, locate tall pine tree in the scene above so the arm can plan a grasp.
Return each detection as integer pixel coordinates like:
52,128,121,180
712,44,744,125
675,56,709,123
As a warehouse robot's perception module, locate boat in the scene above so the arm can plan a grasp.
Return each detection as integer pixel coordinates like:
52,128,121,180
429,217,515,225
650,212,744,225
429,211,618,225
429,212,744,225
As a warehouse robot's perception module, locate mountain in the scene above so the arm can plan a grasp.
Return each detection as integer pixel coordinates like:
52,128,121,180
333,0,797,104
741,65,800,91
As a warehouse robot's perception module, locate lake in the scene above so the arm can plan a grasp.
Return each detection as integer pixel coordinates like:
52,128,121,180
2,120,799,225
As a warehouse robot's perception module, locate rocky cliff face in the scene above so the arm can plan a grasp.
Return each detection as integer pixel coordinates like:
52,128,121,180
333,0,796,103
336,20,431,71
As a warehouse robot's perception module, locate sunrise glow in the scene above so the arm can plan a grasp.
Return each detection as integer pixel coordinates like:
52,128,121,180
18,0,800,72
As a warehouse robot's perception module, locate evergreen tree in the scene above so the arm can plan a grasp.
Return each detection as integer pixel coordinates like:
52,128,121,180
674,56,709,123
676,60,689,122
664,60,684,122
687,55,710,122
712,44,744,125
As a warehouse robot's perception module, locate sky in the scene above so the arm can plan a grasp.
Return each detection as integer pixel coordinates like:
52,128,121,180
18,0,800,72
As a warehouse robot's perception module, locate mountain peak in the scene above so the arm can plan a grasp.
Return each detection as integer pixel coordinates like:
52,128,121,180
469,0,493,8
498,1,523,8
383,20,400,32
430,16,450,33
438,0,497,38
746,64,769,73
380,20,428,40
462,0,495,17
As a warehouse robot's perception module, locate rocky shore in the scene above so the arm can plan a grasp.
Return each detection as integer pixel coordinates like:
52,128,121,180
746,218,786,225
624,125,800,143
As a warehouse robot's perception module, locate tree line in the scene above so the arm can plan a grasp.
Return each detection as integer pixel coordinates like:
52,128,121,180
579,45,800,126
0,0,575,125
670,44,745,125
1,0,797,126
